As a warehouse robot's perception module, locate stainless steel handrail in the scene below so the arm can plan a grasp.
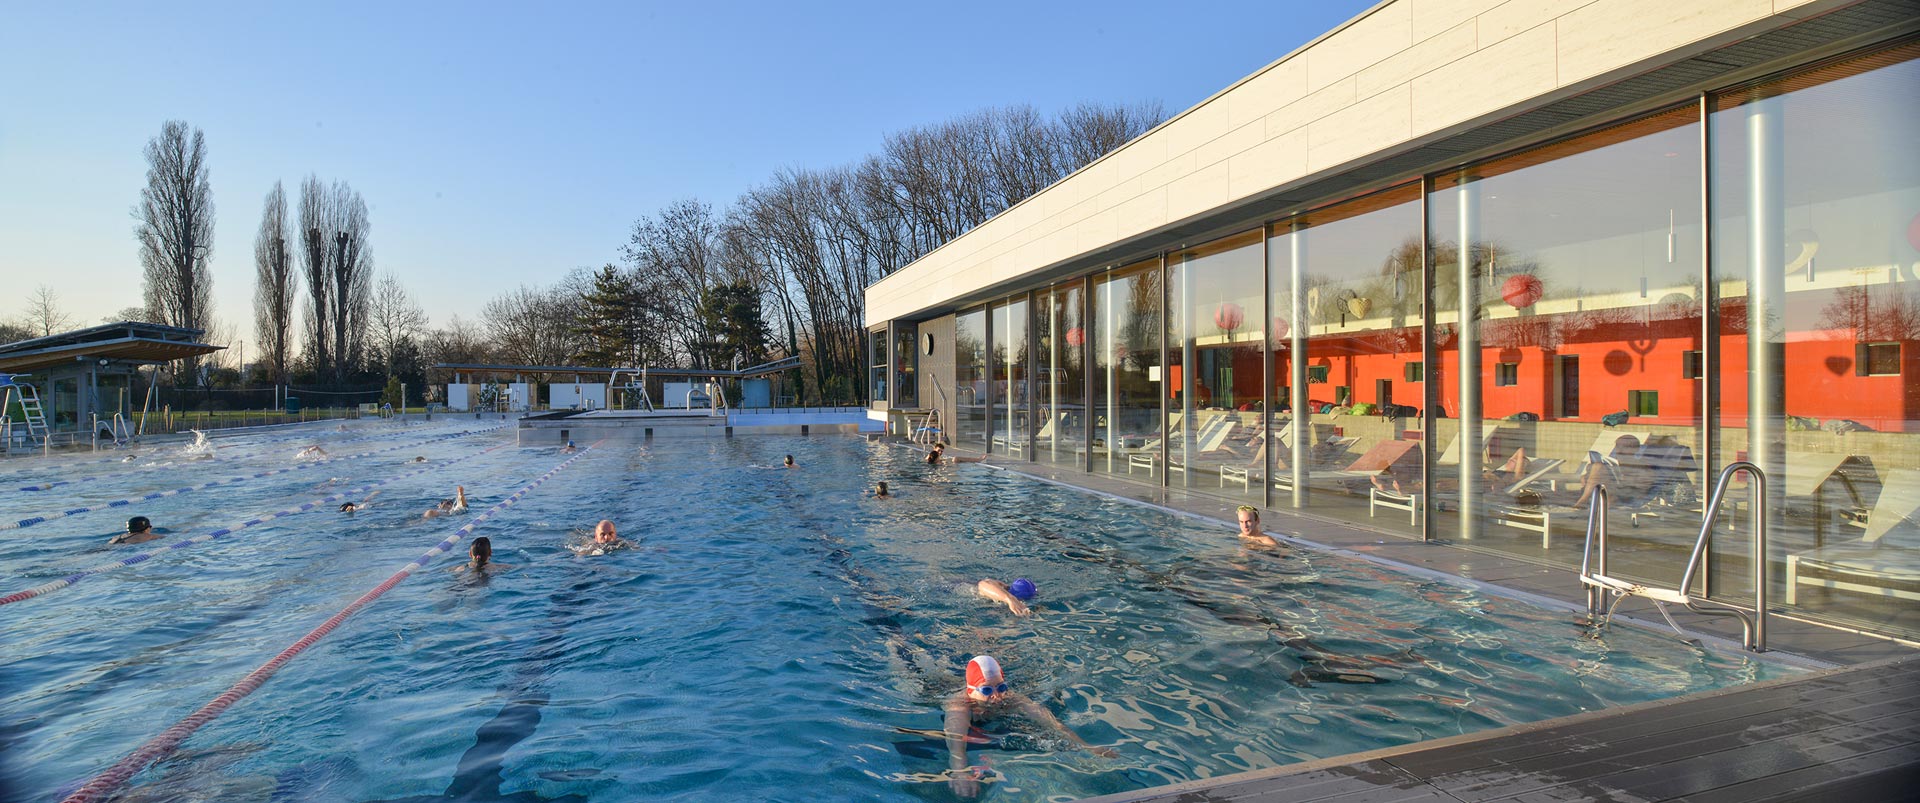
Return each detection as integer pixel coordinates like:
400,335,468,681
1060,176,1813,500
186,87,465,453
1579,461,1769,652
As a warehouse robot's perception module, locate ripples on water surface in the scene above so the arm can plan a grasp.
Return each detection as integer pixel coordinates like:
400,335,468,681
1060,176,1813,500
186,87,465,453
0,427,1793,802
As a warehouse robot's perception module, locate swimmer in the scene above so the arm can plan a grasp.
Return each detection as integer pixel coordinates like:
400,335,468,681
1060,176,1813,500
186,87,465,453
296,445,329,459
108,516,165,545
874,481,891,498
121,452,141,463
784,454,796,468
1236,505,1278,549
339,491,380,512
410,456,428,463
571,519,632,555
561,440,577,453
422,485,468,519
944,655,1115,797
927,442,985,465
975,578,1036,617
452,536,510,574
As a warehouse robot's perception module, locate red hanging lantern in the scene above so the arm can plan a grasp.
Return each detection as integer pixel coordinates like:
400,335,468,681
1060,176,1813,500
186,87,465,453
1907,212,1920,252
1269,317,1290,343
1064,327,1086,347
1501,274,1544,309
1213,302,1245,332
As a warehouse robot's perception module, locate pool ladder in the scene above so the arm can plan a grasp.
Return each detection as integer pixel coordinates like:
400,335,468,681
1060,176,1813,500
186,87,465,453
1580,462,1769,652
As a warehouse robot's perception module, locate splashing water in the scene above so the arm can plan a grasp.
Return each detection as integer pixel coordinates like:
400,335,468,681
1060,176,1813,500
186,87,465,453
181,430,215,458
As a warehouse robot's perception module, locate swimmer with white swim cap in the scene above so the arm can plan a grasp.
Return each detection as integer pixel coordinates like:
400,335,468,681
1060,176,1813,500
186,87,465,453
943,655,1116,797
974,578,1036,617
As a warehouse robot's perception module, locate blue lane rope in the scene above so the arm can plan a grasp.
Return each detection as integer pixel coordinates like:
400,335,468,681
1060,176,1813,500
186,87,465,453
0,443,510,606
0,425,506,531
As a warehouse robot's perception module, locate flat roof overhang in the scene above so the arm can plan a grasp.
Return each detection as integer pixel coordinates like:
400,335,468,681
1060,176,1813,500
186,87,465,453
866,0,1920,325
0,322,223,375
433,357,801,379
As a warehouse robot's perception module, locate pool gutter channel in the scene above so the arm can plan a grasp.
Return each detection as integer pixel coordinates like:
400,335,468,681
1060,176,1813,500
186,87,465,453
955,450,1834,674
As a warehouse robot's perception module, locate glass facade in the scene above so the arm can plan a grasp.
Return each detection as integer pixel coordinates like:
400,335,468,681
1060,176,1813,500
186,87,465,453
1036,282,1086,468
880,40,1919,639
1430,107,1705,562
955,308,989,450
1710,42,1920,633
1091,259,1163,477
990,297,1030,455
1270,187,1424,536
892,323,918,408
1167,230,1264,495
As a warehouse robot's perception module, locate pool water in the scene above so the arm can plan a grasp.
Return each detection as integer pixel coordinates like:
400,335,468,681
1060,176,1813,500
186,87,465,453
0,426,1793,802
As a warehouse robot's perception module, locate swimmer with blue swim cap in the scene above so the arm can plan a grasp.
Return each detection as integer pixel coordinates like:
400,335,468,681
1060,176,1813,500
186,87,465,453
943,654,1116,798
561,440,577,453
975,578,1036,617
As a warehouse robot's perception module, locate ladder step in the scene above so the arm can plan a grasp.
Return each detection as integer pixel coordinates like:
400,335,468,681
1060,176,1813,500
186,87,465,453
1582,573,1691,605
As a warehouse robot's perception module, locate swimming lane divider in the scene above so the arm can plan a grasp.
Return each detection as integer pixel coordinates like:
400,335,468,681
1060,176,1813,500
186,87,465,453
0,425,506,531
54,440,604,803
18,422,453,492
0,443,511,607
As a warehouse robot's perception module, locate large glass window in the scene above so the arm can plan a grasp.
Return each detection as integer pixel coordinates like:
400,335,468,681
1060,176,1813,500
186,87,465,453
990,296,1030,455
1712,42,1920,635
1268,186,1424,535
868,329,888,405
1037,281,1087,468
1431,107,1705,560
955,308,989,451
1167,230,1265,497
892,323,918,408
1092,258,1163,477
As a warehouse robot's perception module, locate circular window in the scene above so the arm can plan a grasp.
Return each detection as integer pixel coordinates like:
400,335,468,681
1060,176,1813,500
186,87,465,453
922,332,935,355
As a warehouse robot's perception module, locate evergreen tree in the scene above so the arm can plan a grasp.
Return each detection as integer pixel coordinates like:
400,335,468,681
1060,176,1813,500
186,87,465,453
572,265,648,366
692,280,770,370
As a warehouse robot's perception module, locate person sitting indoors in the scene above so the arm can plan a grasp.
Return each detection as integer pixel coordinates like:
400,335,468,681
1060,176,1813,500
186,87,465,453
975,578,1037,617
1567,434,1647,509
453,536,510,574
944,655,1116,798
109,516,166,545
422,486,469,519
572,519,633,556
296,445,329,459
1236,505,1279,549
339,491,380,512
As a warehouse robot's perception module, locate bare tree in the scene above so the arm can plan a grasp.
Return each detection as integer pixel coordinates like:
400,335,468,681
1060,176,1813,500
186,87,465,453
330,182,374,382
253,181,295,383
1055,101,1165,174
23,285,73,336
368,273,427,376
103,306,155,325
298,175,333,379
135,120,215,378
482,285,581,366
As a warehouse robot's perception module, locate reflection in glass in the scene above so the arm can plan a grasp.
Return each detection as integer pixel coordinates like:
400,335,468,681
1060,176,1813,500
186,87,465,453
1092,259,1163,477
955,308,989,450
1431,108,1704,556
1037,282,1087,467
1712,43,1920,636
991,296,1030,455
892,323,918,408
1167,230,1265,496
1268,187,1423,535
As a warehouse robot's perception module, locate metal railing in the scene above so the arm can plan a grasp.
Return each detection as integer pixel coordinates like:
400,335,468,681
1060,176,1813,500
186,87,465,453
1580,461,1769,652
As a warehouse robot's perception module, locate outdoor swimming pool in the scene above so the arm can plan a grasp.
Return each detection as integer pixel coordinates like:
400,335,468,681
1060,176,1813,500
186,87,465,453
0,424,1796,802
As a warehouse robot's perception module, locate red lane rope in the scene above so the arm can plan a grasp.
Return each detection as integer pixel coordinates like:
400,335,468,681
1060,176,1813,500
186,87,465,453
56,439,605,803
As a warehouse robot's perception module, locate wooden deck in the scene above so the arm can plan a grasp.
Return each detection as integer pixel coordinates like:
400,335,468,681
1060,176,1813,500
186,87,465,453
1076,653,1920,803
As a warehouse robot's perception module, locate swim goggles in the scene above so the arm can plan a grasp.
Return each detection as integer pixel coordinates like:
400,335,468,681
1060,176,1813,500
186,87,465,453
975,682,1008,696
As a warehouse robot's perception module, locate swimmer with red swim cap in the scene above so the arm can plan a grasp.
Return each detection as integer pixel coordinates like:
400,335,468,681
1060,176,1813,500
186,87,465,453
943,655,1117,798
974,578,1036,617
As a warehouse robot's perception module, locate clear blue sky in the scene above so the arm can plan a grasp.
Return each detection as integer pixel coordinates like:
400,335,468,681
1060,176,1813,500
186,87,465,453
0,0,1374,338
